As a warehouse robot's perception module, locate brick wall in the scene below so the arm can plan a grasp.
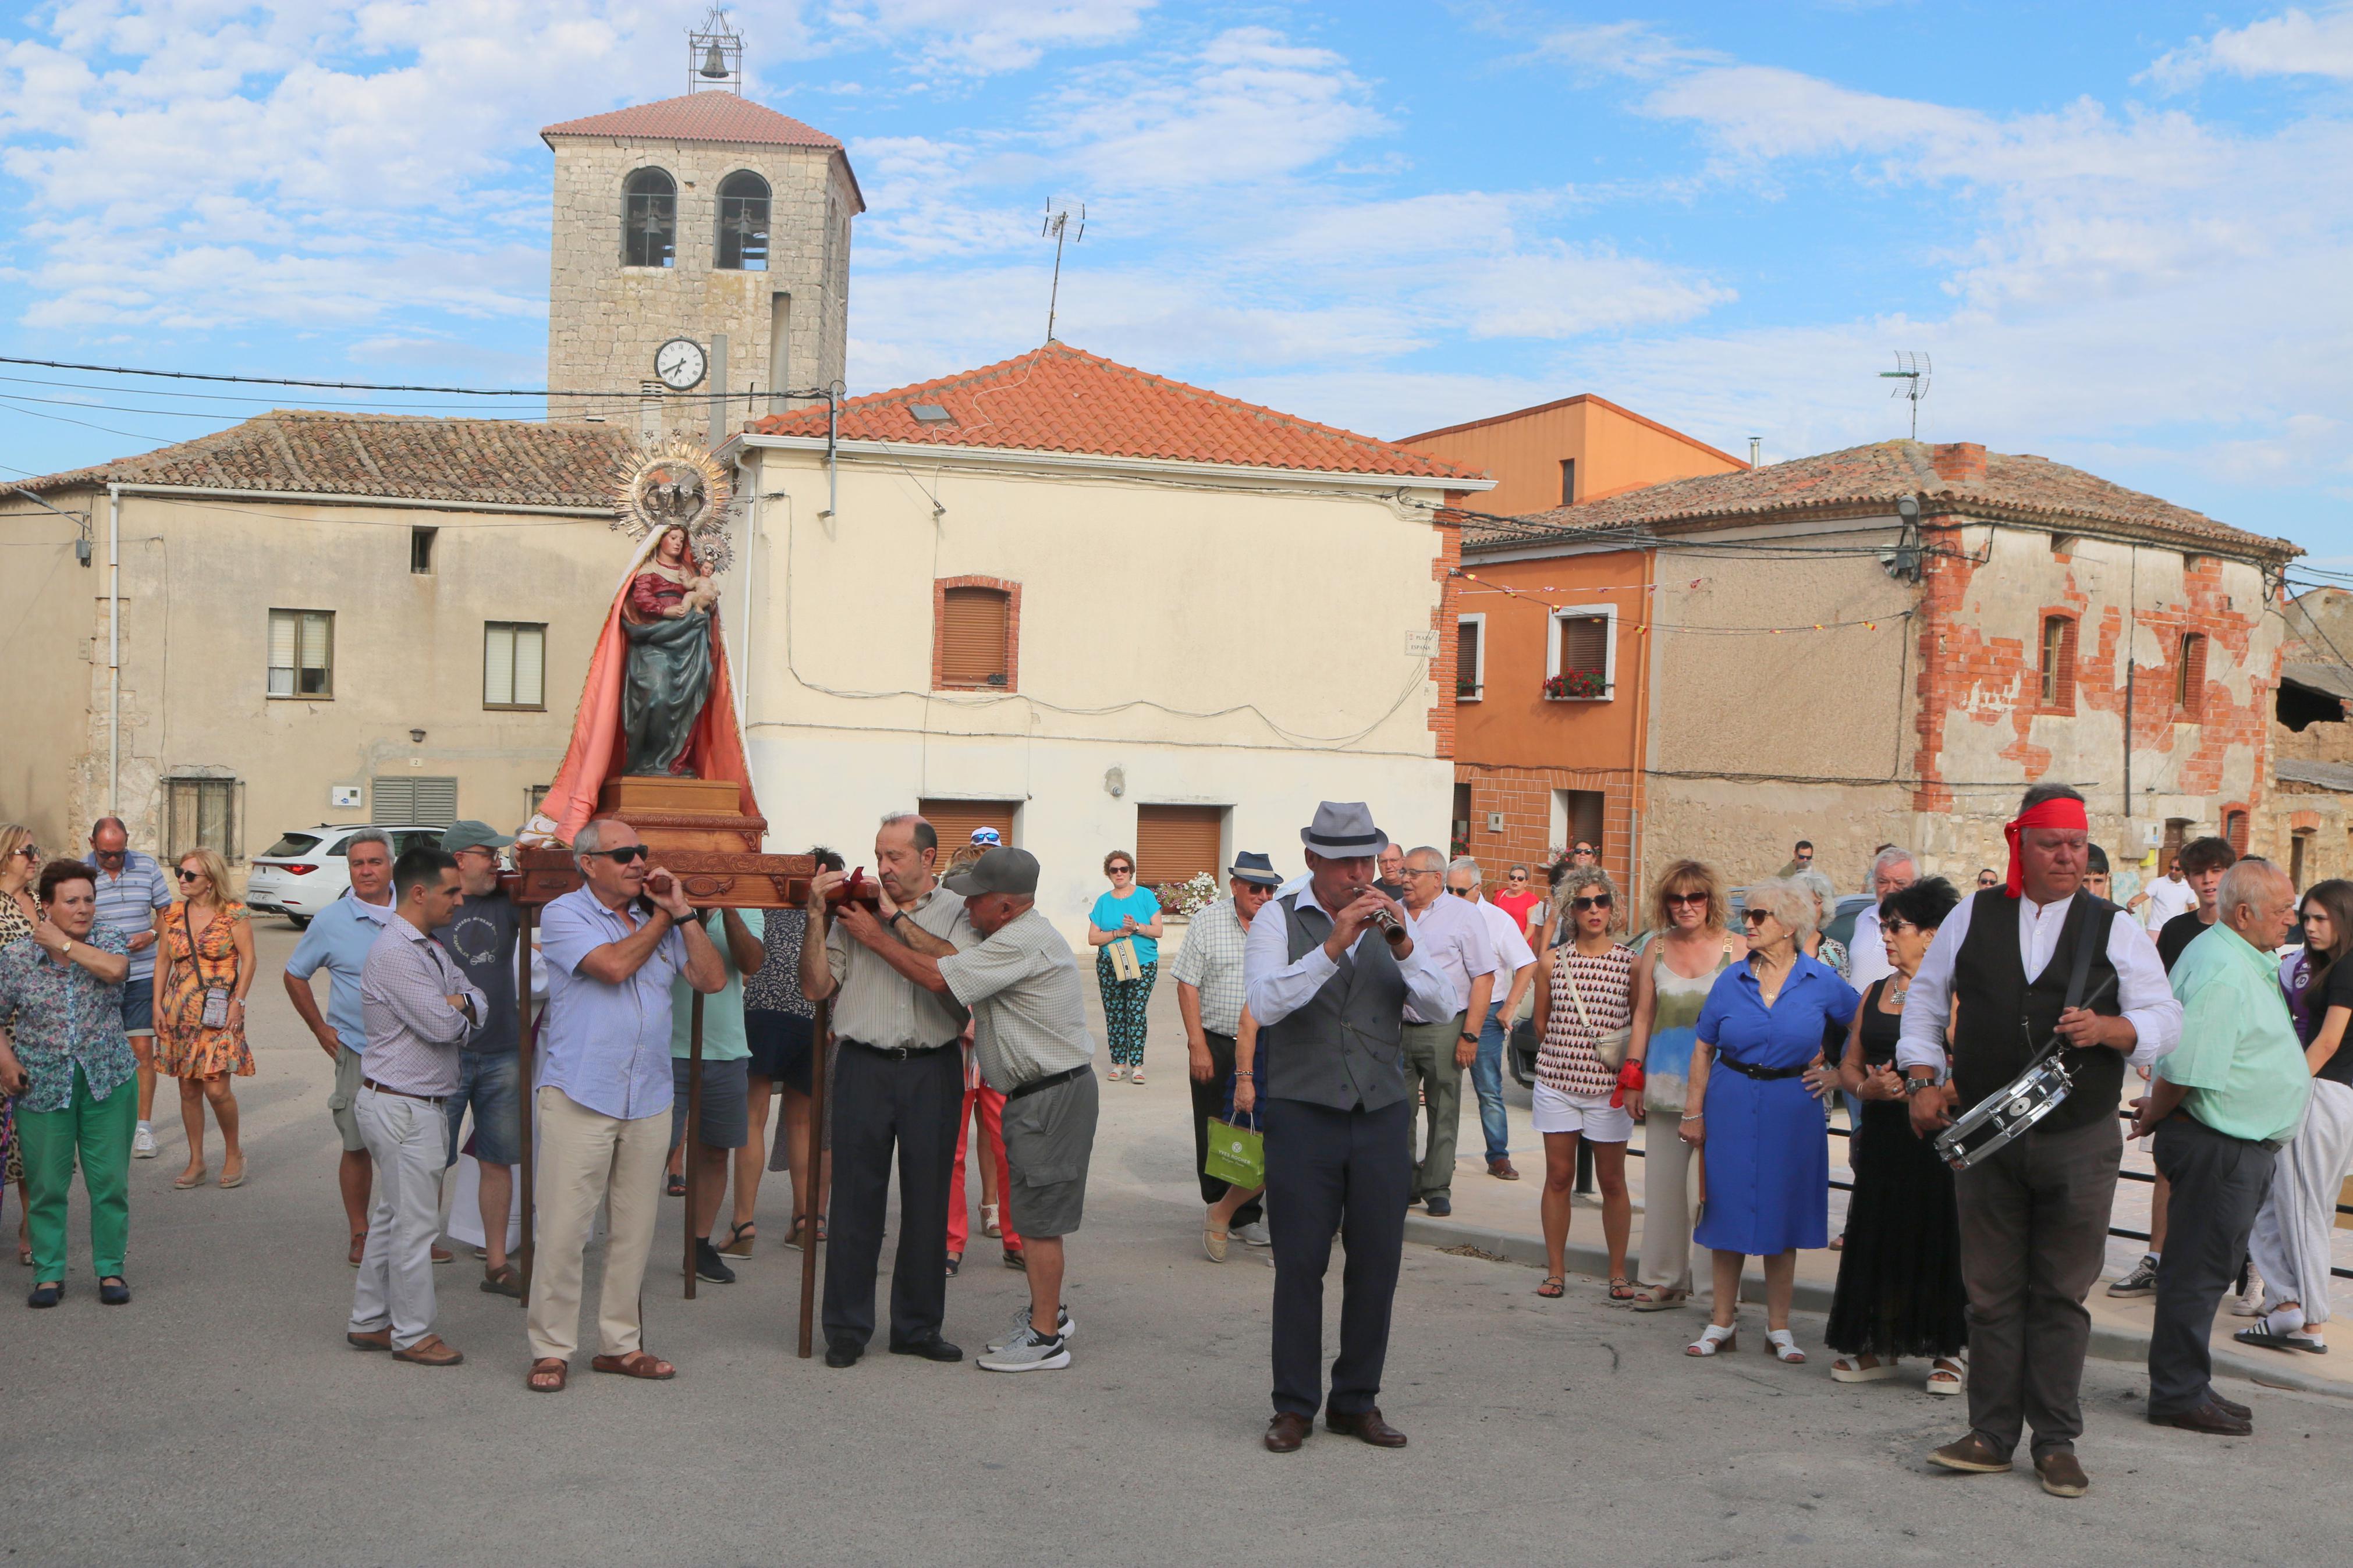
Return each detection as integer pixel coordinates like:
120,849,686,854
1452,761,1639,906
1426,502,1467,760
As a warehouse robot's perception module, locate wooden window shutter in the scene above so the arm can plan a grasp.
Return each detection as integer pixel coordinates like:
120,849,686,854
1559,616,1607,675
917,799,1018,852
1456,618,1481,697
2178,633,2206,717
939,588,1010,686
2225,809,2249,855
2040,616,2076,712
1135,805,1223,891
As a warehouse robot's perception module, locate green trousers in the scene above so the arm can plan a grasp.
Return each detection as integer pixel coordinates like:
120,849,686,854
19,1064,136,1283
1402,1012,1468,1204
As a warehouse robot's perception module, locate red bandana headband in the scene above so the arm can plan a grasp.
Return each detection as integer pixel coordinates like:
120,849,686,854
2002,797,2089,898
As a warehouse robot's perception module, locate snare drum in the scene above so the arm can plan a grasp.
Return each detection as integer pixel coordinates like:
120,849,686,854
1934,1054,2076,1173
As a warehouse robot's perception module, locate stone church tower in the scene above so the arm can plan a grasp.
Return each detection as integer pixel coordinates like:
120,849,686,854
541,84,861,443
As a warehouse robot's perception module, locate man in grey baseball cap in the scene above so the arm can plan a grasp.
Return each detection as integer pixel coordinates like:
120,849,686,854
851,846,1100,1373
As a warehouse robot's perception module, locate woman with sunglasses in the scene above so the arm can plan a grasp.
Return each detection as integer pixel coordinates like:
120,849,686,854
1822,876,1967,1391
1682,877,1860,1364
155,848,254,1190
1529,867,1638,1301
1492,864,1543,944
1088,851,1163,1084
1624,860,1742,1311
1,825,40,1263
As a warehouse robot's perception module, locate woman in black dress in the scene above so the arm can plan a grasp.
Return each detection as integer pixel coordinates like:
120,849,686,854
1822,876,1967,1392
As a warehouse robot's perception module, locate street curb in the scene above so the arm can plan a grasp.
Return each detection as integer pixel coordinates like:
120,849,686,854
1403,1213,2352,1404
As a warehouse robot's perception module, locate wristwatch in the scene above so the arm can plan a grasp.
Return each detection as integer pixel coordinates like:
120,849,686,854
888,910,908,929
1900,1066,1950,1095
1459,1032,1479,1046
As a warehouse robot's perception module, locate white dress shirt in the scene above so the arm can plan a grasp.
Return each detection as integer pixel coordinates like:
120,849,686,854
1848,903,1893,990
1898,891,2182,1073
1244,884,1460,1027
1469,895,1537,990
1397,891,1497,1024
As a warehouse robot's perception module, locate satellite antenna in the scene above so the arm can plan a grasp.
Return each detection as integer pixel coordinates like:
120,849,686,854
687,6,743,94
1879,352,1930,439
1041,202,1085,343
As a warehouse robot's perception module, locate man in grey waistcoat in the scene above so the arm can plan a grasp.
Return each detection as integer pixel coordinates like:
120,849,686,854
1240,802,1460,1453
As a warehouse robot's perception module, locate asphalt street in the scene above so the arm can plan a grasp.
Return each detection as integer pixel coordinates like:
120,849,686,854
8,922,2349,1567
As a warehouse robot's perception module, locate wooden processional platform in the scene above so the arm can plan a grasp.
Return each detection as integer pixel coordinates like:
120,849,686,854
502,777,835,1357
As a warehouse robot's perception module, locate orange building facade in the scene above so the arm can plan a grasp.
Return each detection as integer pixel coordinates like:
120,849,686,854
1400,393,1746,518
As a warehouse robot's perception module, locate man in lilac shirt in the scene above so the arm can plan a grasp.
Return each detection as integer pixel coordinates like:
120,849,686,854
523,820,723,1393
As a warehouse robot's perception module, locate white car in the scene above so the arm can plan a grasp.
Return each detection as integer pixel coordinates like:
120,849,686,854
246,824,453,927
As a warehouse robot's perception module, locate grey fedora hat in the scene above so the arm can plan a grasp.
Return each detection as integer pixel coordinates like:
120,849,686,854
1227,851,1280,888
1299,801,1389,859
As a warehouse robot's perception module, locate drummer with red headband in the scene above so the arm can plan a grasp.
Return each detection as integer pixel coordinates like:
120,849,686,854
1897,783,2182,1499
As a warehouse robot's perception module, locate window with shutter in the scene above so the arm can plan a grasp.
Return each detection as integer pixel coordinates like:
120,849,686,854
484,622,548,709
371,776,458,825
1456,615,1484,700
2224,808,2249,855
934,581,1018,689
918,799,1020,853
1546,610,1613,699
166,778,238,863
268,609,333,698
1135,805,1225,892
2040,615,2077,713
2176,632,2206,718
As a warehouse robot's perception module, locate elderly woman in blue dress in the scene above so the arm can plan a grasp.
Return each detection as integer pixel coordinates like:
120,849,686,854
1680,876,1859,1364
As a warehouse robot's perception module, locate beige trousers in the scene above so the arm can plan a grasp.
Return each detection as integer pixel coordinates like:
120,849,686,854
1635,1116,1699,1295
526,1085,670,1363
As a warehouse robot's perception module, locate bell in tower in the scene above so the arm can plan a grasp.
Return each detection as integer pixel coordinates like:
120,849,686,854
687,7,742,94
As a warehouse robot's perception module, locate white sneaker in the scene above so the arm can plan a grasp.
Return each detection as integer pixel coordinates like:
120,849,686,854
2230,1273,2267,1317
986,1303,1074,1352
1234,1220,1272,1248
132,1123,158,1160
978,1325,1070,1373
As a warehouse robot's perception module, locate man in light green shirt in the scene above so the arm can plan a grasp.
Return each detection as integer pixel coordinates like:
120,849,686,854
668,907,765,1285
2138,859,2308,1435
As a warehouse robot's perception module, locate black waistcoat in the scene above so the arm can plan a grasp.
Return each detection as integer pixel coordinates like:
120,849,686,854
1950,887,2124,1136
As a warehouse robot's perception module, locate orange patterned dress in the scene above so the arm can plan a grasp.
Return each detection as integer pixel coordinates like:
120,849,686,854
158,899,254,1079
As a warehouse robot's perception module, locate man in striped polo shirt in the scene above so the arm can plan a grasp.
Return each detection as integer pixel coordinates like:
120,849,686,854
86,817,172,1160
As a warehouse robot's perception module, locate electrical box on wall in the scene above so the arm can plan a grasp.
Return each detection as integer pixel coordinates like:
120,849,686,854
2140,822,2163,849
1486,812,1505,833
331,785,362,809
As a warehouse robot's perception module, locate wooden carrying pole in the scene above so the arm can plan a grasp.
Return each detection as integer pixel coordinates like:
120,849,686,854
797,997,829,1357
516,904,537,1302
683,991,705,1299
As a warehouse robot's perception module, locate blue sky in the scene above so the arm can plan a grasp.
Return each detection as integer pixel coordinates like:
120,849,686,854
2,1,2350,564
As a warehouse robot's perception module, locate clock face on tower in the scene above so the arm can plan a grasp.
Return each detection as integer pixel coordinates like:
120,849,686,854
654,337,708,392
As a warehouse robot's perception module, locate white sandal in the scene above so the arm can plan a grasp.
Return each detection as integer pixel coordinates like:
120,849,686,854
1927,1356,1966,1395
981,1203,1002,1240
1108,1064,1127,1082
1765,1328,1806,1364
1129,1068,1145,1085
1687,1322,1738,1357
1830,1354,1900,1383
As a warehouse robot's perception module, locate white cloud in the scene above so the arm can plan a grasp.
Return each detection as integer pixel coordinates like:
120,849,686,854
1529,20,1724,80
2148,4,2353,90
847,1,1155,76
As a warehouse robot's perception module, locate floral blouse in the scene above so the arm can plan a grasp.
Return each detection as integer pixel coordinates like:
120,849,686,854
0,923,134,1112
744,907,813,1019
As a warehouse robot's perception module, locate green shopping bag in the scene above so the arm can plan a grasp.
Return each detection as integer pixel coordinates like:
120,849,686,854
1204,1113,1265,1188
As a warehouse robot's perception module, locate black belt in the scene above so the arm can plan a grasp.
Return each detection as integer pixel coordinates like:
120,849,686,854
1716,1057,1806,1082
1006,1064,1088,1103
2166,1108,2287,1154
361,1077,448,1104
842,1037,956,1061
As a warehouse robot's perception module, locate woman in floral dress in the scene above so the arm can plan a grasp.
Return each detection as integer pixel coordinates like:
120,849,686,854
156,848,255,1190
1,824,40,1264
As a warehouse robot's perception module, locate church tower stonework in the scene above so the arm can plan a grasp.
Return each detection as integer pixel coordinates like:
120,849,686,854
542,87,860,443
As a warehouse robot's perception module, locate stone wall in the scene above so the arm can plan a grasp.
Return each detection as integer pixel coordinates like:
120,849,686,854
545,134,854,442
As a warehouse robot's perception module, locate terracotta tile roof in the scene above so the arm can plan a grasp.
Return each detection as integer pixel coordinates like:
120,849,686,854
745,342,1484,482
541,91,842,150
13,411,632,509
1464,439,2297,562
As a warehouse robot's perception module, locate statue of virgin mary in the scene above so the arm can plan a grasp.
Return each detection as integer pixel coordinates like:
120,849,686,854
528,521,759,846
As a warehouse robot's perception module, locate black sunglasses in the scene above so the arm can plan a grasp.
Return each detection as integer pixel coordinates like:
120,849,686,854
1571,894,1613,911
1665,890,1708,906
1109,865,1133,876
585,845,650,864
175,867,205,882
15,844,39,861
1507,873,1527,881
93,847,126,861
1742,909,1774,926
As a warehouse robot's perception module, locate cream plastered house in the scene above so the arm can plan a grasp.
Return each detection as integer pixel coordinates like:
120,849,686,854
720,342,1490,930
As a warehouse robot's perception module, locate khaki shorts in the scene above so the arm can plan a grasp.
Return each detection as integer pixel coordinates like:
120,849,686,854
1002,1069,1099,1239
328,1043,368,1153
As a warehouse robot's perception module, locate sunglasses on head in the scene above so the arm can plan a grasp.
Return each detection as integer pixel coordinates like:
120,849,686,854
1571,894,1613,911
585,845,650,864
1665,890,1708,906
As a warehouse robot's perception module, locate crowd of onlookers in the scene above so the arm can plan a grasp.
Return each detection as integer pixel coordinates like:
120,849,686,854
5,803,2343,1481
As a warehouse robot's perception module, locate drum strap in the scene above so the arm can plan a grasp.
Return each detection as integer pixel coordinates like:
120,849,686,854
2038,905,2117,1072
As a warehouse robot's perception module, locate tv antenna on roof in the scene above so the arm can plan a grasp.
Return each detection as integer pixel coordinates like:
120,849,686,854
1041,202,1085,343
688,6,743,94
1880,351,1930,439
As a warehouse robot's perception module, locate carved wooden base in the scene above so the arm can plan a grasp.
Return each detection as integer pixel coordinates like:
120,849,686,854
510,848,816,909
595,775,768,856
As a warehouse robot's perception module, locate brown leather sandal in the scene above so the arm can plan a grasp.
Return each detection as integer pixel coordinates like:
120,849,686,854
392,1334,464,1367
527,1357,569,1393
591,1350,676,1380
